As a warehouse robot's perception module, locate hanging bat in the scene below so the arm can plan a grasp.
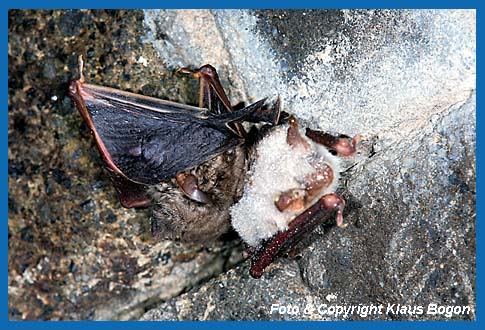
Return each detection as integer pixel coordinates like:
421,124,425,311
69,55,276,209
230,116,360,277
69,55,359,278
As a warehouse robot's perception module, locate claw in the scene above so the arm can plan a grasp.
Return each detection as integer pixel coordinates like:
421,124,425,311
287,116,310,151
176,67,195,75
321,193,346,227
175,173,211,204
305,128,359,156
77,55,86,83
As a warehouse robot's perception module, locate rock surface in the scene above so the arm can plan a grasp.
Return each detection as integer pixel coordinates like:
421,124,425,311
8,9,475,320
8,10,241,320
142,92,476,321
142,9,476,321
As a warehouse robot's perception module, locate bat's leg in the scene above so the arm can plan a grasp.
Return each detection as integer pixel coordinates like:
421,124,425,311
175,173,211,204
106,169,152,208
249,193,345,278
305,127,360,157
179,64,247,138
178,65,232,113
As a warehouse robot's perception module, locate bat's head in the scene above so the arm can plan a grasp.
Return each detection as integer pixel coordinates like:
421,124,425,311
231,117,342,247
230,116,359,277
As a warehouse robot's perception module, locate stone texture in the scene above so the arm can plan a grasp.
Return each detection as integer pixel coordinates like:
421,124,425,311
142,93,476,321
8,10,240,320
142,9,476,320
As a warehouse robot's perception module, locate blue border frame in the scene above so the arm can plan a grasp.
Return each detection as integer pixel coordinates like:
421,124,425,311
4,0,480,328
1,0,480,9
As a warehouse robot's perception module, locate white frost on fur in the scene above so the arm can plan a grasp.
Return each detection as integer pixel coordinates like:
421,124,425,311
230,125,341,247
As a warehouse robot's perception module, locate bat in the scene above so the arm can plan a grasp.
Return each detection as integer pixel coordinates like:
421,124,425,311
69,55,275,208
69,55,358,279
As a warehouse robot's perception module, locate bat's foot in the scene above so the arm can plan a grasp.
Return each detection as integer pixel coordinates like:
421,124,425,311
306,128,360,156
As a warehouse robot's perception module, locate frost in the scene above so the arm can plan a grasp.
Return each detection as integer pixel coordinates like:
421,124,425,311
230,125,341,247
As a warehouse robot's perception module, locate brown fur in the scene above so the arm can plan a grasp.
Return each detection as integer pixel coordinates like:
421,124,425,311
149,146,248,243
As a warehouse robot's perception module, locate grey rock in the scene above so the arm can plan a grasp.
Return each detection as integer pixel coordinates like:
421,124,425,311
141,93,476,321
141,9,475,320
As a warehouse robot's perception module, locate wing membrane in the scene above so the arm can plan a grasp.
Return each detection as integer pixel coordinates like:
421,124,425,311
70,80,262,184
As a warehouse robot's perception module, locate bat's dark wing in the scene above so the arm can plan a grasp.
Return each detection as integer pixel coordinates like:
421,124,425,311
70,81,265,185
